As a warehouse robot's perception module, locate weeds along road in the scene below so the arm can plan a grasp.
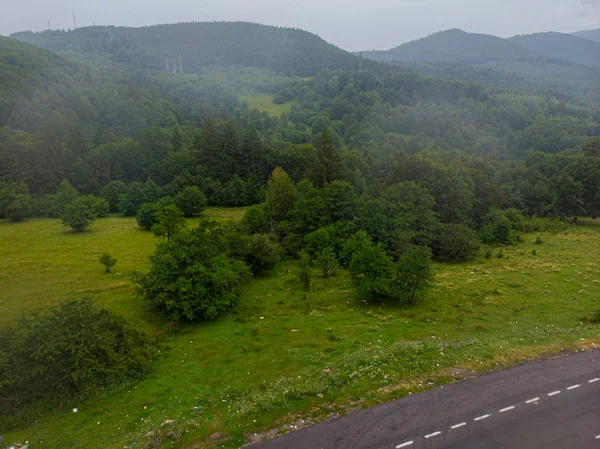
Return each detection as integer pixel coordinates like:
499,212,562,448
250,350,600,449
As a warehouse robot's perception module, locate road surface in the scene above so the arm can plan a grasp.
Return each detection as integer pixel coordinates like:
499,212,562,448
251,350,600,449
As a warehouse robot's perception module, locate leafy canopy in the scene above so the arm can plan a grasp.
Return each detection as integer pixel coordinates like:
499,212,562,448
136,222,251,321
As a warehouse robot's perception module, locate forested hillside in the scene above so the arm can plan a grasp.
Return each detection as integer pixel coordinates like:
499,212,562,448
0,36,95,134
0,36,239,138
510,32,600,67
11,22,362,76
3,22,600,220
392,60,598,100
362,29,538,65
572,28,600,42
362,29,600,84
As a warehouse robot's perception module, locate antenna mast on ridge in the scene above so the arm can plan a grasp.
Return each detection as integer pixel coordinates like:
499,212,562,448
72,13,77,29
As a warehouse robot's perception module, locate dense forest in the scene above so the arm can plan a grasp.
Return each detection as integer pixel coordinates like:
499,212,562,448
510,32,600,67
11,22,363,76
361,28,600,103
2,25,600,219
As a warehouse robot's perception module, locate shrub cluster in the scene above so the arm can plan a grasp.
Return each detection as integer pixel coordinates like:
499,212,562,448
0,299,155,428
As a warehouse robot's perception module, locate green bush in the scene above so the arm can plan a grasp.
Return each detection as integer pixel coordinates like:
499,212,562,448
391,245,435,304
77,195,109,217
175,186,207,217
304,222,349,260
316,246,338,278
280,232,304,258
520,217,568,233
432,223,479,262
99,252,117,273
6,194,32,222
136,223,251,321
137,202,160,230
244,234,282,275
298,251,311,290
61,196,99,232
223,225,282,275
241,205,269,234
136,197,177,231
118,182,149,217
0,299,155,428
49,179,79,217
101,180,127,213
478,209,519,245
151,204,186,241
348,233,394,303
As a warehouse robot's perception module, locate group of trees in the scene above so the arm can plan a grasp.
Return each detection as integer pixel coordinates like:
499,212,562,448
135,220,281,321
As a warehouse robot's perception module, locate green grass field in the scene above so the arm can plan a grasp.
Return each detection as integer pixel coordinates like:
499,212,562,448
239,94,296,116
3,215,600,448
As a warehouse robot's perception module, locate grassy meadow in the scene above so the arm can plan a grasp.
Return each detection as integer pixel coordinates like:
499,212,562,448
239,94,296,116
2,214,600,448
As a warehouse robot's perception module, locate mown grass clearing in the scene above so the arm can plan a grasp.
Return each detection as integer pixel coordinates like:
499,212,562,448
239,94,296,116
2,218,600,448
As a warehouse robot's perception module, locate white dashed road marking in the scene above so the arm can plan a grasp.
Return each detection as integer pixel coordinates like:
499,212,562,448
393,372,600,447
425,431,442,439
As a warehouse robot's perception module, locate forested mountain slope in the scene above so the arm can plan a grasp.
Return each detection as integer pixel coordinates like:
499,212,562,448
390,60,598,100
362,29,600,83
0,36,96,134
11,22,361,76
361,29,539,65
572,28,600,42
510,32,600,67
0,36,239,137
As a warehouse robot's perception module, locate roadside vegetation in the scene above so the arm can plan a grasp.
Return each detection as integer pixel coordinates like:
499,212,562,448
1,214,599,448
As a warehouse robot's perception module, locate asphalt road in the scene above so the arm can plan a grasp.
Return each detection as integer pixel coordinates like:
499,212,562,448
250,350,600,449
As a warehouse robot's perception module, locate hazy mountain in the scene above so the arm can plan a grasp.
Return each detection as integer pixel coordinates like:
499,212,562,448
0,35,239,138
572,28,600,43
510,32,600,67
361,29,539,65
361,28,600,84
0,35,96,133
11,22,362,76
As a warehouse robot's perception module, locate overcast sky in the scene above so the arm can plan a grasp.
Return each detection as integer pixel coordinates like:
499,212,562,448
2,0,600,51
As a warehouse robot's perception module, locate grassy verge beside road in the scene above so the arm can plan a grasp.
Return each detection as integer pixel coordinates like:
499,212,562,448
2,217,600,448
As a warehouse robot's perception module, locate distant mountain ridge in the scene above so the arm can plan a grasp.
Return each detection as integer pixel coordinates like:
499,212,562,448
10,22,362,76
361,28,600,83
572,28,600,43
361,29,540,65
510,32,600,67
